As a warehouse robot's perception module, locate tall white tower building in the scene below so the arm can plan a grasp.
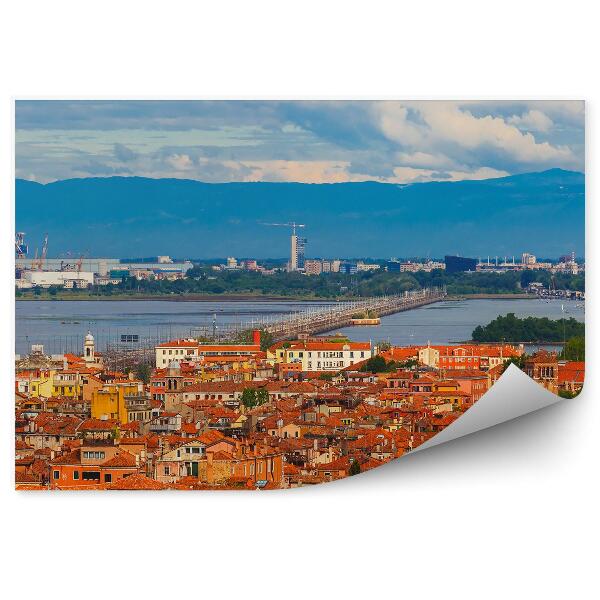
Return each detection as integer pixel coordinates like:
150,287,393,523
289,227,306,271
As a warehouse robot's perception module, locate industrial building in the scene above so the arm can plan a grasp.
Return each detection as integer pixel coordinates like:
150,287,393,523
14,233,194,289
444,255,478,273
15,257,194,274
18,270,95,289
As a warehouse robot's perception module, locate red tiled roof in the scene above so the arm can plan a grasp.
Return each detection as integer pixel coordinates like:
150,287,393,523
106,474,168,490
156,340,199,348
78,418,118,431
101,451,138,468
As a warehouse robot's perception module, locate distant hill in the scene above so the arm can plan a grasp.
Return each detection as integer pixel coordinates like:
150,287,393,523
15,169,585,259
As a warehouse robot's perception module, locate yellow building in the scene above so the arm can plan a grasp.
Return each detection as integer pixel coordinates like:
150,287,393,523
21,370,55,398
52,370,86,398
91,385,129,423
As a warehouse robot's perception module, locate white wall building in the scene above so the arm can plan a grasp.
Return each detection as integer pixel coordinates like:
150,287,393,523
155,340,261,368
22,270,95,288
273,341,372,372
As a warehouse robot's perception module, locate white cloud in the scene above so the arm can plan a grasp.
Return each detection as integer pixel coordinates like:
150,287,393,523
395,151,454,169
387,165,509,184
221,160,371,183
15,100,584,184
371,103,424,146
417,103,571,163
166,153,194,170
508,109,554,133
372,101,574,165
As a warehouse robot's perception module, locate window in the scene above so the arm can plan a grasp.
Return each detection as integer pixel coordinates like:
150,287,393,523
82,471,101,481
164,465,171,475
53,470,59,480
73,471,79,480
104,474,112,483
191,447,200,454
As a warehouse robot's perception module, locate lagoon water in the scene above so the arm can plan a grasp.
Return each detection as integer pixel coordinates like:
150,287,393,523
15,298,584,355
336,298,584,349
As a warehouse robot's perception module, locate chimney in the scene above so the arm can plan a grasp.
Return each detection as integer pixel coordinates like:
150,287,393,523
252,329,261,347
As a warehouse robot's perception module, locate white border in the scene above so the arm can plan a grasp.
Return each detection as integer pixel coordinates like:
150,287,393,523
1,2,597,599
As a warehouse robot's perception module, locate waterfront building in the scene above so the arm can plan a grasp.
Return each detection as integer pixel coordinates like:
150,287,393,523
268,339,372,371
304,259,323,275
290,233,307,271
155,336,262,368
21,270,95,288
339,261,358,275
444,255,477,273
356,262,381,272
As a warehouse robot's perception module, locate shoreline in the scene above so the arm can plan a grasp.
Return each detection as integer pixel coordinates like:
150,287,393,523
15,293,332,302
446,293,533,300
16,292,537,302
458,339,566,345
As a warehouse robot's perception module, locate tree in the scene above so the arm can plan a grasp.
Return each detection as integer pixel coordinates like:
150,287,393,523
241,388,260,409
135,363,152,384
255,388,269,406
359,355,389,373
376,340,392,352
561,336,585,361
502,355,526,373
349,459,361,476
399,358,419,369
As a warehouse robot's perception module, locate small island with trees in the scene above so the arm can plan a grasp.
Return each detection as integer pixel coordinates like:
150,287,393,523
472,313,584,343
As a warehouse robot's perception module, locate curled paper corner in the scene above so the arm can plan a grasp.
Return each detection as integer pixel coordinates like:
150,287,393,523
413,364,562,453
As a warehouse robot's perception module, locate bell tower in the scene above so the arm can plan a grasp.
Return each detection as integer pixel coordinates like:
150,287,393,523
84,331,95,363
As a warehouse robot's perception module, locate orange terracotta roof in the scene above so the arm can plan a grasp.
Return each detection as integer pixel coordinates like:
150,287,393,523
106,474,168,490
101,451,138,468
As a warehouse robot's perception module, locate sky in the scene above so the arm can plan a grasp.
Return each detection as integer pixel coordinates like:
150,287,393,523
15,100,584,184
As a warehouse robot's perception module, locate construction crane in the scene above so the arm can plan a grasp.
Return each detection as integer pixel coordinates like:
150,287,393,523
31,234,48,271
261,222,306,235
15,232,28,258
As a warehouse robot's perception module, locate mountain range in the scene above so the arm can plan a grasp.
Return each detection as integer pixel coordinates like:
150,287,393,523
15,169,585,259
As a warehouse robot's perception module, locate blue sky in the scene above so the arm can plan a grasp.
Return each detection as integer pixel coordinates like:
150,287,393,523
15,100,584,184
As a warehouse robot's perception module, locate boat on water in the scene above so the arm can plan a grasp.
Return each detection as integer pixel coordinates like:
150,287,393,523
350,317,381,326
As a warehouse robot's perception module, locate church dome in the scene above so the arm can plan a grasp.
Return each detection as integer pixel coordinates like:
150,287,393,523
85,331,94,343
168,359,181,370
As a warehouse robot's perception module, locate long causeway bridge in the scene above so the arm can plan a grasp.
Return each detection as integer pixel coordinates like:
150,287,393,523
102,287,446,369
250,287,446,341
